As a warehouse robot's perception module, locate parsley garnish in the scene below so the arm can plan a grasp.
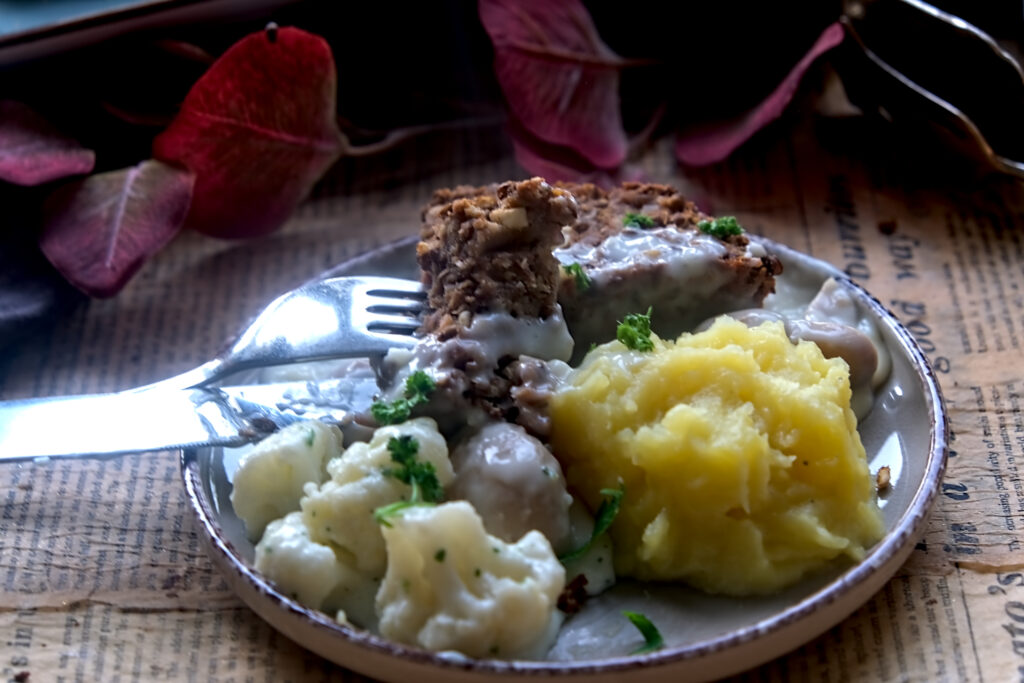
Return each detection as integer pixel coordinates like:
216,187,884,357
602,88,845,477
697,216,743,239
371,370,436,425
616,308,654,352
374,434,444,526
623,611,664,654
559,483,625,563
383,435,444,503
623,212,655,229
562,263,592,291
373,500,420,527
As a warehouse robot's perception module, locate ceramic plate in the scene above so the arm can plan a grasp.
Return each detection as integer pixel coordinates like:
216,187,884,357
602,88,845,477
181,236,947,682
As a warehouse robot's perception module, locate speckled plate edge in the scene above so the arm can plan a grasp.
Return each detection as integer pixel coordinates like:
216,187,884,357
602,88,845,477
181,235,948,683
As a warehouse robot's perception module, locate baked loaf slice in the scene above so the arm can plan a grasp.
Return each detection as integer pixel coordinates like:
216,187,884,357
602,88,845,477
421,179,782,355
417,177,577,340
553,181,782,354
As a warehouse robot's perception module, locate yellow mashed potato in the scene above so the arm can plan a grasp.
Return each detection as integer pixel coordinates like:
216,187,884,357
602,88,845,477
550,317,884,595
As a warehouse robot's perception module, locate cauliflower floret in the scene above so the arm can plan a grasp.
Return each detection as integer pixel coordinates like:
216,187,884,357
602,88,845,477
376,501,565,659
301,417,453,575
255,511,348,607
231,421,343,540
254,511,380,626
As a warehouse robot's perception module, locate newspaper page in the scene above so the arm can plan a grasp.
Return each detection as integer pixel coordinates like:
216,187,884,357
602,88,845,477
1,117,1023,681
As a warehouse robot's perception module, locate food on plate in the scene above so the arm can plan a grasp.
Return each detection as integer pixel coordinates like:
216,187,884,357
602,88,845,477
245,418,454,627
376,501,564,658
550,316,885,595
551,182,783,354
449,421,574,554
231,420,343,540
417,176,576,338
230,177,887,659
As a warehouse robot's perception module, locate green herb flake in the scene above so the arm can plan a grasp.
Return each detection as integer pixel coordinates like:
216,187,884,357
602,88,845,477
434,548,446,562
623,212,655,229
382,435,444,504
370,370,436,425
697,216,744,239
474,568,481,577
304,427,316,447
562,262,592,291
623,611,664,654
616,307,654,352
559,483,625,563
373,500,423,527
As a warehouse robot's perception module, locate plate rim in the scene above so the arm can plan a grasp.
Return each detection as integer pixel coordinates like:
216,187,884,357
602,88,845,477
181,234,949,680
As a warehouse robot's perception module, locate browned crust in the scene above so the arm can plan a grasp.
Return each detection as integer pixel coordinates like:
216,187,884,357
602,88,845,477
416,178,577,339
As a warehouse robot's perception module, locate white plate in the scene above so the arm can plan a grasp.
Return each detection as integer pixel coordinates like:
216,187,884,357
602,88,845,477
181,236,947,682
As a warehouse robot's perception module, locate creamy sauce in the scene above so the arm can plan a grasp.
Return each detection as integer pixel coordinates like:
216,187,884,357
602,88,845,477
449,422,574,553
554,227,771,357
554,226,731,284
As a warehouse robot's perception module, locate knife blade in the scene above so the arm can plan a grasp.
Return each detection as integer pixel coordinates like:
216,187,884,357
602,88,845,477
0,378,366,462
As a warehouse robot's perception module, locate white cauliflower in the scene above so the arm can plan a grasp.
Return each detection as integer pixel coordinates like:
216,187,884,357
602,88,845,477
254,512,379,626
376,501,565,659
231,421,343,540
301,417,453,575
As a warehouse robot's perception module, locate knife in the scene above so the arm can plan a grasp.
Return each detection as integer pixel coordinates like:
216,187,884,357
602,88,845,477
0,376,371,462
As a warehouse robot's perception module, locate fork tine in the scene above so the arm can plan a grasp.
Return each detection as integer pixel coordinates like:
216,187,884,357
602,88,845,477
361,276,426,296
365,314,422,333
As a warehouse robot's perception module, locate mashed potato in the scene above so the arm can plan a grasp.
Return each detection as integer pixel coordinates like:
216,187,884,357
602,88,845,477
549,317,884,595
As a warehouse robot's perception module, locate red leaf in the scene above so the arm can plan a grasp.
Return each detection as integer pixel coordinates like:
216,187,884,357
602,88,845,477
479,0,627,169
675,22,845,166
153,26,343,239
0,100,95,186
40,160,194,297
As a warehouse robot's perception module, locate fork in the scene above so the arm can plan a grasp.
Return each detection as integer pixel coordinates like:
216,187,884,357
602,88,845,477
162,275,425,391
0,276,426,461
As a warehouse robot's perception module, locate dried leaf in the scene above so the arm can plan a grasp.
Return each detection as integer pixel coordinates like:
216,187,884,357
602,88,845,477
479,0,627,169
0,100,95,186
39,160,194,297
675,22,845,166
153,26,344,239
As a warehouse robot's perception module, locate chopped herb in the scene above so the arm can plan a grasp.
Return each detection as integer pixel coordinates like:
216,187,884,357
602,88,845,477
373,500,423,527
370,370,436,425
405,370,436,398
304,427,316,447
382,435,444,504
623,611,664,654
474,568,481,577
616,307,654,351
374,434,444,526
623,212,655,229
697,216,743,239
588,342,597,353
562,262,592,291
559,483,625,563
434,548,446,562
492,547,500,554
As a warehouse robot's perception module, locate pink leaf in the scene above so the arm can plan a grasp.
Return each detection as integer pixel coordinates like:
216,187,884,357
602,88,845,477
40,160,194,297
153,26,344,239
0,100,95,186
675,22,845,166
479,0,627,169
